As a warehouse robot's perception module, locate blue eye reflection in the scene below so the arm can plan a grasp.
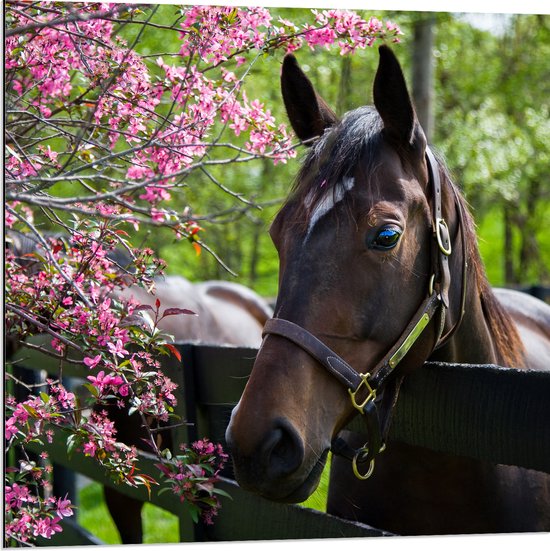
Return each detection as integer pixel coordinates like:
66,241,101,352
371,226,401,250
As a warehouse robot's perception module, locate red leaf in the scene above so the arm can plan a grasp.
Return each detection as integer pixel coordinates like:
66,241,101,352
163,343,182,362
134,304,154,312
52,242,64,255
162,307,196,317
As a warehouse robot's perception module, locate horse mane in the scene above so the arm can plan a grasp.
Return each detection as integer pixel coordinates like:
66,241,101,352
438,161,525,368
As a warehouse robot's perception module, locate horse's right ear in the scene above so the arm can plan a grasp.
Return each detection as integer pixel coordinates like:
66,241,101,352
281,54,338,144
373,45,418,147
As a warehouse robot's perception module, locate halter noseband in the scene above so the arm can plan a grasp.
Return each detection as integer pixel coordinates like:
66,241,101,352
262,147,467,479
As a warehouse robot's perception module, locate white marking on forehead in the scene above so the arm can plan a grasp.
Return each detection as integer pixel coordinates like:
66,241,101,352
305,176,355,238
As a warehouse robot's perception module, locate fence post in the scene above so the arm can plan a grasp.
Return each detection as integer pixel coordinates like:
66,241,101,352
163,344,204,542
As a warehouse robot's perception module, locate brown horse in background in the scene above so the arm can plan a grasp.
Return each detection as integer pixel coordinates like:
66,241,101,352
226,46,550,535
118,275,273,348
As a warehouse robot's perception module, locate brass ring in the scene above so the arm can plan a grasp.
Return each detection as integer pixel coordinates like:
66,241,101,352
352,448,376,480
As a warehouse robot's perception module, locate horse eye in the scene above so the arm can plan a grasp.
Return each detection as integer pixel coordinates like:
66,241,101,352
370,226,402,250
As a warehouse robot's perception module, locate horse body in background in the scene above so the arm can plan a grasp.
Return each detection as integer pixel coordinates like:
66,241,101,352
119,275,273,347
225,46,550,535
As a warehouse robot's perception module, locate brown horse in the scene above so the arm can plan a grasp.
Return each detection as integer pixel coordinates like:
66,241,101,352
225,46,550,535
118,275,273,347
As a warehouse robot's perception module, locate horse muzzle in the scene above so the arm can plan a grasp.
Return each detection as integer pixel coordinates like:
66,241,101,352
226,413,328,503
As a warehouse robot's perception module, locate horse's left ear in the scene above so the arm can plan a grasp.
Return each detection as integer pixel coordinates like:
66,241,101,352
373,45,421,148
281,54,338,144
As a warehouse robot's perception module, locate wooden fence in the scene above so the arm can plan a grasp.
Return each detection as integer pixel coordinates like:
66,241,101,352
9,339,550,545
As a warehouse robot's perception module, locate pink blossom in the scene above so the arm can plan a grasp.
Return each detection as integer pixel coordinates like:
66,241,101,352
83,441,97,457
83,355,102,369
107,339,129,358
56,496,74,518
150,208,166,223
6,483,31,508
33,516,63,539
5,417,19,440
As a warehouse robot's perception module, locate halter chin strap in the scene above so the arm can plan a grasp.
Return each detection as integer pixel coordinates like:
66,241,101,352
262,147,466,479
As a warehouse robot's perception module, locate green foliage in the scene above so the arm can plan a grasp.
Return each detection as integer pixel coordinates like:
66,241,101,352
434,15,550,284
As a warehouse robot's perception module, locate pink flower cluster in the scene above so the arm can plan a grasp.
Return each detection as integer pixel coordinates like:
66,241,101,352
5,382,75,444
5,2,401,233
156,439,229,525
305,10,402,54
6,3,116,119
4,217,181,544
5,468,73,543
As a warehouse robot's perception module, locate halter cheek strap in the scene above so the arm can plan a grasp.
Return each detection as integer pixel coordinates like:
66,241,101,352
262,147,466,479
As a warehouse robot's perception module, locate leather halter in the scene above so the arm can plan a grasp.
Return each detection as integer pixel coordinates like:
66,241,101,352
262,147,467,479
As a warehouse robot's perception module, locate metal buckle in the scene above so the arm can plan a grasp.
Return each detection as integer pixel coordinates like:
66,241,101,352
348,372,376,413
429,273,436,296
436,217,452,256
352,454,376,480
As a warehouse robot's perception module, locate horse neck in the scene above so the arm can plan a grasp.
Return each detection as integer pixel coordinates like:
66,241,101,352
431,278,499,365
429,181,523,367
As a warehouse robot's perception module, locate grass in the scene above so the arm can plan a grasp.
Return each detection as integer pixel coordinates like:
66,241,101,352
78,481,179,544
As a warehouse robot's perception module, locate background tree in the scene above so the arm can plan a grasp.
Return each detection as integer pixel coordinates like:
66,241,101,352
434,13,550,286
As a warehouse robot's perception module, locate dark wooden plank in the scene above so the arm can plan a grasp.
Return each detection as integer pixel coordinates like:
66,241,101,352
395,362,550,472
190,345,256,405
348,362,550,473
205,479,391,540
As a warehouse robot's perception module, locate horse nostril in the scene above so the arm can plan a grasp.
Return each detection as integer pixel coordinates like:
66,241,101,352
262,419,304,480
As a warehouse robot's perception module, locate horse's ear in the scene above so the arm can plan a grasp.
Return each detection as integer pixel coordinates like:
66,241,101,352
281,54,338,144
373,45,418,147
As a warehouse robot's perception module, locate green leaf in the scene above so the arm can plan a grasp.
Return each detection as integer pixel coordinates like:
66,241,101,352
83,383,99,398
66,433,79,456
74,395,82,425
212,487,233,500
187,504,199,524
22,404,38,418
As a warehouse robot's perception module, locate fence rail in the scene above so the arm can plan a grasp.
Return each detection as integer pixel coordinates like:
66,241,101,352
10,338,550,544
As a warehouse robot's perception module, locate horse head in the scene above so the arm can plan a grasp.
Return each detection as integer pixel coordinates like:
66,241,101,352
226,46,464,503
